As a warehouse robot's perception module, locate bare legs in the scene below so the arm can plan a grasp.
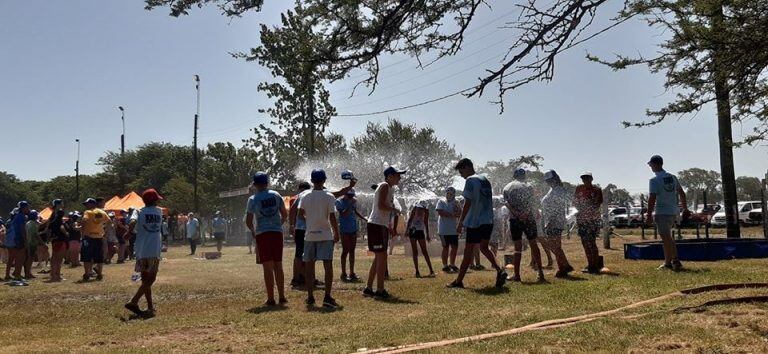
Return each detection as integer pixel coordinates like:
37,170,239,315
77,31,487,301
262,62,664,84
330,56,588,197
262,260,286,302
367,252,387,291
409,238,434,275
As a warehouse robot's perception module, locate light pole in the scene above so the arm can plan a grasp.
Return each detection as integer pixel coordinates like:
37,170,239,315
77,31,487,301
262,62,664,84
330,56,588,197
193,75,200,212
118,106,125,156
75,139,81,202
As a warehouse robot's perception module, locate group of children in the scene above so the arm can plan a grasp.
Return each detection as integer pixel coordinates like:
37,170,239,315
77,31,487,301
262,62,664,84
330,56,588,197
246,154,689,308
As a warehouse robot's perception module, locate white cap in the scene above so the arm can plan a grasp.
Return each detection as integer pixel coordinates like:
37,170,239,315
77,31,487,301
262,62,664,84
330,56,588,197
580,171,593,178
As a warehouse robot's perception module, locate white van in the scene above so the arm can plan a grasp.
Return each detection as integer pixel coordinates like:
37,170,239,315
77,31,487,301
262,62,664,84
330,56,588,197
711,201,764,227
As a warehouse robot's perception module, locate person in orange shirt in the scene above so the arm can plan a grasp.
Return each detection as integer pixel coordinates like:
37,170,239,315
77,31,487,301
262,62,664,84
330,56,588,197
80,198,111,282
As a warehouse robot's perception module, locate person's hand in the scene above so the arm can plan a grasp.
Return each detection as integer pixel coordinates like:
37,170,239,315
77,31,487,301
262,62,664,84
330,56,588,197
349,178,358,188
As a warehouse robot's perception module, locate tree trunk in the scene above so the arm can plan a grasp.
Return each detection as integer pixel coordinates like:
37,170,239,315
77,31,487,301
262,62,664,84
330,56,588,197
712,2,740,238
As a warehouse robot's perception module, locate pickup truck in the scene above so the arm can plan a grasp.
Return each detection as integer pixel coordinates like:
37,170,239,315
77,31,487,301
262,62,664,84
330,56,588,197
711,201,763,227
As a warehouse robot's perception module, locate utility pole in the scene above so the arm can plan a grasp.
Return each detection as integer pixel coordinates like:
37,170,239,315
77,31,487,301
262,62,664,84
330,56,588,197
118,106,125,156
193,75,200,212
75,139,80,202
762,171,767,239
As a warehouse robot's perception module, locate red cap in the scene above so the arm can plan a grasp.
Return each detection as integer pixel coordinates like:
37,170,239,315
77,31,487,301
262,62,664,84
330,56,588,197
141,189,163,204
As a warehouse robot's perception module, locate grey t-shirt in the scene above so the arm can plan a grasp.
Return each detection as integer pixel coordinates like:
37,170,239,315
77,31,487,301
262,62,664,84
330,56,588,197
435,199,458,235
541,185,570,230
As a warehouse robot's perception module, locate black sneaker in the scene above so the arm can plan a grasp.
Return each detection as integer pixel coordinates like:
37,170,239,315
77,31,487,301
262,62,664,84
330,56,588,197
305,296,315,305
124,303,142,316
363,287,375,297
340,273,348,282
279,297,288,305
323,296,340,308
265,299,277,306
415,271,421,278
450,265,459,272
442,265,451,272
374,289,392,299
95,274,103,281
446,281,464,289
495,271,507,289
554,270,569,278
476,265,486,270
290,278,299,287
657,263,672,270
349,274,360,282
671,260,683,272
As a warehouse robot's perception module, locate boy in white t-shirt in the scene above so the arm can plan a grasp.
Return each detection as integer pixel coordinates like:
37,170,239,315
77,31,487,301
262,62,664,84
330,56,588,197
298,169,341,308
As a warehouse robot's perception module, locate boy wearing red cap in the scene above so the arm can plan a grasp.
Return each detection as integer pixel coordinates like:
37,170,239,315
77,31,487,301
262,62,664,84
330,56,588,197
125,189,164,318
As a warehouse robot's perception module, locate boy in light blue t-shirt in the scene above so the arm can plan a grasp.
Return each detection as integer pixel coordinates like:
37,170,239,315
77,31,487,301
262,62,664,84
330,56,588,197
646,155,688,272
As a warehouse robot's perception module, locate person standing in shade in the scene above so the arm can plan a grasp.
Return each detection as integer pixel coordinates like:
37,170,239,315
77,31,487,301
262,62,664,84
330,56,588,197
289,181,312,288
406,201,435,278
48,209,69,282
435,187,460,273
447,158,507,289
115,212,129,263
80,198,110,282
186,212,201,256
574,171,604,274
363,166,405,299
299,169,341,308
125,189,165,318
646,155,688,271
540,170,574,278
24,210,42,279
336,188,367,282
212,211,227,252
502,168,545,283
246,172,288,306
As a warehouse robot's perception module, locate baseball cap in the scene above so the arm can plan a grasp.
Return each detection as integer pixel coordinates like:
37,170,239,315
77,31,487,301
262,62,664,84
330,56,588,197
445,186,456,193
82,198,97,205
648,155,664,165
580,171,593,178
341,170,354,180
52,199,63,206
310,169,327,182
252,171,269,185
383,166,407,177
513,168,526,179
346,188,356,196
17,201,29,209
298,181,311,190
543,170,558,181
29,210,39,220
141,188,163,203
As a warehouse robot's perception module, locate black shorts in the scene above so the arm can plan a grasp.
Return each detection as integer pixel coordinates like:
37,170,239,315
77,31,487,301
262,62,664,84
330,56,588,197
509,219,537,241
440,234,459,247
294,229,305,259
577,222,600,240
409,229,426,240
367,223,389,253
466,224,493,244
80,237,105,264
213,232,225,241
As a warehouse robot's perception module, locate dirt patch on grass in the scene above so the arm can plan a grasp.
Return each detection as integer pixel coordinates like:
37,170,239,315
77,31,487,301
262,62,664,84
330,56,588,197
86,324,243,352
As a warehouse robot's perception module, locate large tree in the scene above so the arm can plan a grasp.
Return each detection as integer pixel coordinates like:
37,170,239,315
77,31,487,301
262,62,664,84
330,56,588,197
147,0,768,238
677,168,723,204
735,176,763,201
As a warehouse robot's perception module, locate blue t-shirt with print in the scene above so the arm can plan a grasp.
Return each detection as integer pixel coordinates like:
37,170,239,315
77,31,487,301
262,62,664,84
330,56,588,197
246,190,284,234
335,198,358,234
131,207,163,259
649,170,680,216
462,175,494,228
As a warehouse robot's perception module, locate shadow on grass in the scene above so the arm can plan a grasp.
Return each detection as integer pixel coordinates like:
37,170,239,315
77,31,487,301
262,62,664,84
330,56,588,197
373,297,419,305
471,286,511,295
674,268,711,274
306,305,344,313
554,274,588,281
246,305,288,314
118,313,151,322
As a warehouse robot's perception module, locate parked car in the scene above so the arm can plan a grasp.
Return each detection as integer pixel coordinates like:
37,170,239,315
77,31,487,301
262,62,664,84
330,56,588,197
612,207,645,228
711,201,764,227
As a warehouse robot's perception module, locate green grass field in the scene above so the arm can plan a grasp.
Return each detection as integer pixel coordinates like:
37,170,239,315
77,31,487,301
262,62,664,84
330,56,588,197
1,229,767,353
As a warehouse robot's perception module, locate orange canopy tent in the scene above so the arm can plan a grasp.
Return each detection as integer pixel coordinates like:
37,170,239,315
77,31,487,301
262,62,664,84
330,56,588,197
38,207,53,220
105,191,169,216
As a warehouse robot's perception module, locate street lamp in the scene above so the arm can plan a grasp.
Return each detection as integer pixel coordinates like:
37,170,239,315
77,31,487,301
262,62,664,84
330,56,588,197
75,138,80,202
118,106,125,156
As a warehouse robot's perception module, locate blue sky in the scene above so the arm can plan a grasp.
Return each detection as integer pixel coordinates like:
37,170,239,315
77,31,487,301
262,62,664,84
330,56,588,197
1,0,766,194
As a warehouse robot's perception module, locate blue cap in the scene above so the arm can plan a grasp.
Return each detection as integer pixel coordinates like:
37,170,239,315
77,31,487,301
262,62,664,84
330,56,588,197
341,170,354,180
310,169,327,182
252,171,269,185
82,198,97,205
648,155,664,165
17,201,29,209
383,166,407,177
28,210,39,220
513,168,526,179
346,188,356,196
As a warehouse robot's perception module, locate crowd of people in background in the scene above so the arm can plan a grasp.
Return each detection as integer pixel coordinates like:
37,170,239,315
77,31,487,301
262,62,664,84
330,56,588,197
1,154,687,315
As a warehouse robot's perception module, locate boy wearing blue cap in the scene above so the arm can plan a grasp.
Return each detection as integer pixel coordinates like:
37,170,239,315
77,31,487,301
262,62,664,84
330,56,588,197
298,169,341,308
246,172,289,306
646,155,688,271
